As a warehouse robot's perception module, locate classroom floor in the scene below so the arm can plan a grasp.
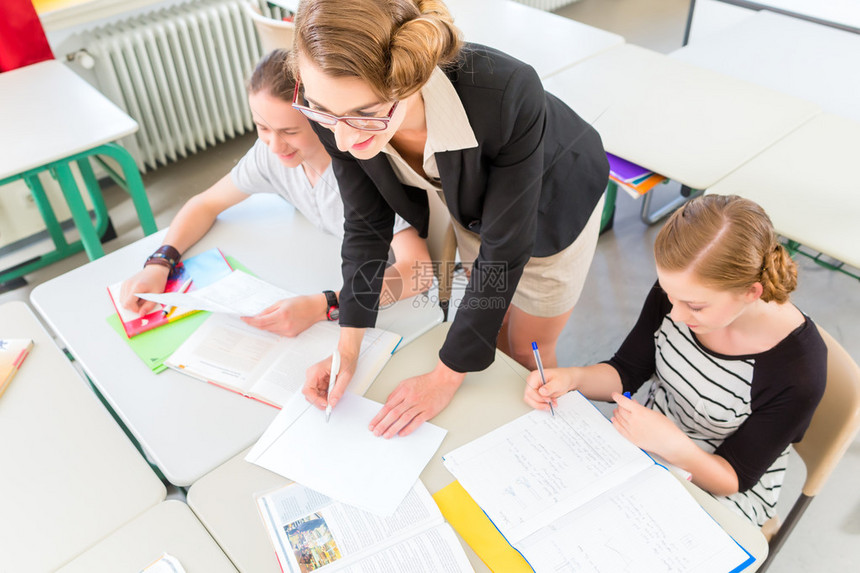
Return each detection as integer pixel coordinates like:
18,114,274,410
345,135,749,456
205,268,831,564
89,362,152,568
1,0,857,571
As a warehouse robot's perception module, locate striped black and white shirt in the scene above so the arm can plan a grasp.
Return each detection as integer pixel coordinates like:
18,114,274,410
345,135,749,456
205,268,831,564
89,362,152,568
606,283,826,526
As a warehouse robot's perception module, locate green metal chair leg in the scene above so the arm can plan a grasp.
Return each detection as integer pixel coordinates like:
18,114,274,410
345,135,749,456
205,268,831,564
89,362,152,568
24,173,69,251
52,162,105,260
76,157,111,238
91,143,157,235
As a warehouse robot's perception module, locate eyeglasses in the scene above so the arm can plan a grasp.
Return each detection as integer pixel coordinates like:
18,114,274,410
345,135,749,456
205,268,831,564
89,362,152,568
292,80,399,132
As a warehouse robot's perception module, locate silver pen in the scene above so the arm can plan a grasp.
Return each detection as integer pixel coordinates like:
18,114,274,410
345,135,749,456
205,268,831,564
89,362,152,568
326,349,340,423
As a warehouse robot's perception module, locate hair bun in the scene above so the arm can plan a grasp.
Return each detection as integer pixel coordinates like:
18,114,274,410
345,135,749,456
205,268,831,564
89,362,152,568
760,244,798,303
387,3,462,98
291,0,462,102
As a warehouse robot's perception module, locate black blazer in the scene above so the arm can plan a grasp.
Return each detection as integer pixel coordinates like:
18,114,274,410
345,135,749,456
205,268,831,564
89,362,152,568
312,44,608,372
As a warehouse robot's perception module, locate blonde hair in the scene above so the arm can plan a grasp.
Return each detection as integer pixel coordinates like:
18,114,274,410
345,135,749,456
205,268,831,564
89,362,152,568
290,0,462,101
654,195,797,303
247,49,296,101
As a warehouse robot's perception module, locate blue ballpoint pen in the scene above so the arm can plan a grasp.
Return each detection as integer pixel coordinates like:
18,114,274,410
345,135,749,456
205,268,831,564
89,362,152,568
531,342,555,416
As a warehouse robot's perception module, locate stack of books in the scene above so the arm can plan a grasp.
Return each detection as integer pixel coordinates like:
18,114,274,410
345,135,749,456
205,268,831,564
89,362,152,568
607,152,667,198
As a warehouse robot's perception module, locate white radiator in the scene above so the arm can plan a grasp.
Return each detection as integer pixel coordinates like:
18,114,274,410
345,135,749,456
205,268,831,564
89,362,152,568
86,0,292,172
513,0,581,11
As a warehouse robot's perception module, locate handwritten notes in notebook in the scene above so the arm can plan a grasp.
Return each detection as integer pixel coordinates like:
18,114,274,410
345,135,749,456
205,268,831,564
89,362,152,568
441,392,754,573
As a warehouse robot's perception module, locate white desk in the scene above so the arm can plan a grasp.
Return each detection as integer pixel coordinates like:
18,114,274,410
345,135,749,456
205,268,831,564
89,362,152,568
57,500,237,573
447,0,623,79
0,301,165,573
264,0,623,80
541,43,821,190
673,10,860,124
187,324,768,572
0,60,156,278
707,113,860,269
712,0,860,33
0,61,136,179
30,194,442,487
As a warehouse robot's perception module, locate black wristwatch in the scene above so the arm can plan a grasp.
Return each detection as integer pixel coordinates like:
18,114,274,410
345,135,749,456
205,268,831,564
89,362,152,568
323,290,339,321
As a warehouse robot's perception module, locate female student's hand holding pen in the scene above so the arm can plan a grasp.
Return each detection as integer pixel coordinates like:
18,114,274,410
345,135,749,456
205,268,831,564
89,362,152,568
523,363,624,411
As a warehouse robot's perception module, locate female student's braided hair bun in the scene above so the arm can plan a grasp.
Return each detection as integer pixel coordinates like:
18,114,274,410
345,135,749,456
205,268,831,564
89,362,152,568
291,0,462,101
654,195,797,303
759,240,798,304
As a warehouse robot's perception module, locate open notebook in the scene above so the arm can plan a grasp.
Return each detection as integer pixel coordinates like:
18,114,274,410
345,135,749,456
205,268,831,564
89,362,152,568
441,391,755,573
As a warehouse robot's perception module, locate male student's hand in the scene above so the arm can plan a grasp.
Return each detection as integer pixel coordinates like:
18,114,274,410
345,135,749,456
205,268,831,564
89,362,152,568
242,294,327,337
121,265,171,316
523,367,574,411
369,360,465,439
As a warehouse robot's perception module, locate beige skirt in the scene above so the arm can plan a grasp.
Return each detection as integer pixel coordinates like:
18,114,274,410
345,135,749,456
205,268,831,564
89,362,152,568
453,194,604,317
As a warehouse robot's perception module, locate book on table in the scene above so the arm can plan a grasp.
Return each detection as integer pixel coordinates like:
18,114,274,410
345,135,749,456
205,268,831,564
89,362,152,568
106,247,233,338
440,391,755,573
256,480,473,573
164,313,402,408
0,338,34,399
606,152,667,198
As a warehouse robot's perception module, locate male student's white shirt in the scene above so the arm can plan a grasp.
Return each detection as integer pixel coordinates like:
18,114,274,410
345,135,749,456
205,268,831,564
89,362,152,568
231,139,411,238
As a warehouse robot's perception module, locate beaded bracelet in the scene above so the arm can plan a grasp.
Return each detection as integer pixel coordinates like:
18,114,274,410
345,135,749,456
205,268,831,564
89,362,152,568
144,245,181,270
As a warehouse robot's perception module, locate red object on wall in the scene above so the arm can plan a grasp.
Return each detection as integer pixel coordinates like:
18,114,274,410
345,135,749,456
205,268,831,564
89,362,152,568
0,0,55,72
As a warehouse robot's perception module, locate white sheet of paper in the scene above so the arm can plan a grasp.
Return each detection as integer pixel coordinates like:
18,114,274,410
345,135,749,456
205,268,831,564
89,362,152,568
247,392,447,516
137,270,294,316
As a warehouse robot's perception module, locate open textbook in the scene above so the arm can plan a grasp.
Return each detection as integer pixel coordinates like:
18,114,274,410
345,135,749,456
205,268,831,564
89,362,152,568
257,481,473,573
165,313,402,408
441,392,754,573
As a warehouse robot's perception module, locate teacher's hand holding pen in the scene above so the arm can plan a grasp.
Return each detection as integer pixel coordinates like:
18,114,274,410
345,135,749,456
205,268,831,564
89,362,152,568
302,327,363,414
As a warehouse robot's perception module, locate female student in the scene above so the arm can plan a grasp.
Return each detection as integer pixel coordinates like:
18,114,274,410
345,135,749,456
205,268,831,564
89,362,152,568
524,194,827,526
121,50,431,336
294,0,609,438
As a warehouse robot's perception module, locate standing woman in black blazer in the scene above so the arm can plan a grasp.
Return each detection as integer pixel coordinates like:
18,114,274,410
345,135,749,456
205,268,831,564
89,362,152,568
295,0,609,437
